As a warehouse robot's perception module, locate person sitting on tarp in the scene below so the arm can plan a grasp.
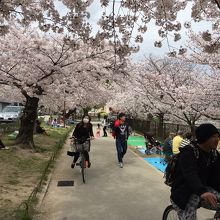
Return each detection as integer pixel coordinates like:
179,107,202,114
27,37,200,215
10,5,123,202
36,120,49,136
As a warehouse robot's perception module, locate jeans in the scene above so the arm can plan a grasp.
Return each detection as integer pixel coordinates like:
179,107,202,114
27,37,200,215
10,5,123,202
116,139,127,163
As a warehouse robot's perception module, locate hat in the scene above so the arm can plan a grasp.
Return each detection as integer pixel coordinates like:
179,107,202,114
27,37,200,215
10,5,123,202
195,123,220,144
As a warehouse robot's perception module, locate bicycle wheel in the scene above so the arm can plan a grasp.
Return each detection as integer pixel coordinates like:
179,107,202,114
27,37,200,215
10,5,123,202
162,205,179,220
80,153,86,183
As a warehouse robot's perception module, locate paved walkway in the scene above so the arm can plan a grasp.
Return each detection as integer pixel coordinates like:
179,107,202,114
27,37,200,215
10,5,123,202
36,135,214,220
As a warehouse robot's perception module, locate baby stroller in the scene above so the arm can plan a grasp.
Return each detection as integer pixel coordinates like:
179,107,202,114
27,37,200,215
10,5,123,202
144,132,162,155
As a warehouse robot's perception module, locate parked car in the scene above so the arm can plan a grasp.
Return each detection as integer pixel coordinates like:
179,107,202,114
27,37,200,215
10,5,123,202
0,105,24,122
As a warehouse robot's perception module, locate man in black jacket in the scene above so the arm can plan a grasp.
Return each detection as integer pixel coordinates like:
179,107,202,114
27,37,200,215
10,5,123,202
171,123,220,219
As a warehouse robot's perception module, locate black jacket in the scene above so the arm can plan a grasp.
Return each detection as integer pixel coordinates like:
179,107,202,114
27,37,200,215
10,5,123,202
113,123,129,141
72,122,94,140
171,145,220,210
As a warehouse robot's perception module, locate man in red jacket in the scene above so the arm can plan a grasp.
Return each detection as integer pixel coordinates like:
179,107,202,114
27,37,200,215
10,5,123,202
112,113,130,168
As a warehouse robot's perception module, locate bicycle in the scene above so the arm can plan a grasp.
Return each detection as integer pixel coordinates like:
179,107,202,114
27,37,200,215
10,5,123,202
162,203,220,220
162,205,179,220
70,137,91,184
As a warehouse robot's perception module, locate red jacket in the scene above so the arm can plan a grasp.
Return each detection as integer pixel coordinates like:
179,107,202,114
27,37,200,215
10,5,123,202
112,119,120,138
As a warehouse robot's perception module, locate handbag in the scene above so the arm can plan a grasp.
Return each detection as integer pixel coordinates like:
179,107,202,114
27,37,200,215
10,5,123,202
67,141,76,157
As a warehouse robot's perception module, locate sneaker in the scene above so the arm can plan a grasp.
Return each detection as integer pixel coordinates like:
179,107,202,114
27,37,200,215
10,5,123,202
119,163,123,168
71,163,75,169
2,147,9,150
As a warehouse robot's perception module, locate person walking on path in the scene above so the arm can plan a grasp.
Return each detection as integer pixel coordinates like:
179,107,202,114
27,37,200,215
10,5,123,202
172,131,183,154
97,112,101,121
101,115,108,137
96,124,101,138
112,113,130,168
71,115,94,168
170,123,220,219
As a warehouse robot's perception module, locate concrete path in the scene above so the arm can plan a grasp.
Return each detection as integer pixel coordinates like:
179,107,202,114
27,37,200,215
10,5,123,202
36,135,214,220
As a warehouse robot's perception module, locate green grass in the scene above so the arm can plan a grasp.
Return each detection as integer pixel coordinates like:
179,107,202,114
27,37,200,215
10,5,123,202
0,125,73,220
128,136,146,147
15,209,32,220
1,133,17,146
7,179,20,185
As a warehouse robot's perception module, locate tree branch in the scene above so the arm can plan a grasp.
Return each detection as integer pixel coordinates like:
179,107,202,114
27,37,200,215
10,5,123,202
213,0,220,10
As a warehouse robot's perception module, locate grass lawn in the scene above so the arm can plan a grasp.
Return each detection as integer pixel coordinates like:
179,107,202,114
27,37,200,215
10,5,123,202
0,126,73,220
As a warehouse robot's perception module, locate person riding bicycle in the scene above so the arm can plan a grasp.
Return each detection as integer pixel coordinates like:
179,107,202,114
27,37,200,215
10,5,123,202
71,115,94,169
170,123,220,219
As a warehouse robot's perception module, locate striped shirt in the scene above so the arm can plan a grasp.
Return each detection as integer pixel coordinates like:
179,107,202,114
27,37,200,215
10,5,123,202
180,139,190,148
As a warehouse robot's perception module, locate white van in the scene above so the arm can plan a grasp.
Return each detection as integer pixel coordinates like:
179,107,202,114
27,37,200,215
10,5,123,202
0,106,24,122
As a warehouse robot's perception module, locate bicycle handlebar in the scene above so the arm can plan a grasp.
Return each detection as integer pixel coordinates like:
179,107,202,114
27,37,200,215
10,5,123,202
70,137,93,141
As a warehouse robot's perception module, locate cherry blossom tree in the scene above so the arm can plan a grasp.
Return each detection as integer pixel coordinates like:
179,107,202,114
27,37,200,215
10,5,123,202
97,0,220,56
180,28,220,121
1,1,219,57
0,0,92,38
0,85,24,109
0,24,120,148
138,58,204,134
109,57,220,135
0,1,219,146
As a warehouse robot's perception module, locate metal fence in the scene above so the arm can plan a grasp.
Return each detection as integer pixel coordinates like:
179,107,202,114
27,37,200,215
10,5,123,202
127,119,190,139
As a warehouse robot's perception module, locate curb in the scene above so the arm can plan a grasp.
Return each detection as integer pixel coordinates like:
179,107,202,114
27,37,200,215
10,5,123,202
36,131,73,211
128,147,164,176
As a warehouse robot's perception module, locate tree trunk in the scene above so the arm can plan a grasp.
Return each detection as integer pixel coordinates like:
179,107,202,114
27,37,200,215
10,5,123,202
16,96,39,149
190,121,196,140
82,107,91,115
157,113,164,139
64,108,76,119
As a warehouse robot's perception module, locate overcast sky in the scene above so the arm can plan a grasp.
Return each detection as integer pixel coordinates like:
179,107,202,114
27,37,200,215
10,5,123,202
55,0,211,60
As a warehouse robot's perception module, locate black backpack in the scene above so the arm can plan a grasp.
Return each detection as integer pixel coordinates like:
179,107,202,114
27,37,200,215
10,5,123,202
164,144,199,187
164,154,179,187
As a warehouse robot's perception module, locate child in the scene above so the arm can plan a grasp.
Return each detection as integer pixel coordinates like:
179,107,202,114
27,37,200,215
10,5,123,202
101,117,108,137
96,124,101,138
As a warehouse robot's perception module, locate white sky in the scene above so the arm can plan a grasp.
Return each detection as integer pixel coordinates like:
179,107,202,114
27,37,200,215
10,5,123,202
55,0,212,60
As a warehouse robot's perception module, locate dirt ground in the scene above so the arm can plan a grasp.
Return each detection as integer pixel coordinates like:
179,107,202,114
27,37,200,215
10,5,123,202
0,127,71,220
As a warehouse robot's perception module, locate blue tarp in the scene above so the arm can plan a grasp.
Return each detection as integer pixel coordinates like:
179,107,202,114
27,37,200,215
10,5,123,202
144,157,167,173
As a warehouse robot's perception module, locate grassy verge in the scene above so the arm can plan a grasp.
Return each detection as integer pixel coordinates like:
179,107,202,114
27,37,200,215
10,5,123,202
0,125,73,220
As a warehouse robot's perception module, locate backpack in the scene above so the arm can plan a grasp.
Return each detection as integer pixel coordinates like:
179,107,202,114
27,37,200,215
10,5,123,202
164,154,179,187
164,144,199,187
